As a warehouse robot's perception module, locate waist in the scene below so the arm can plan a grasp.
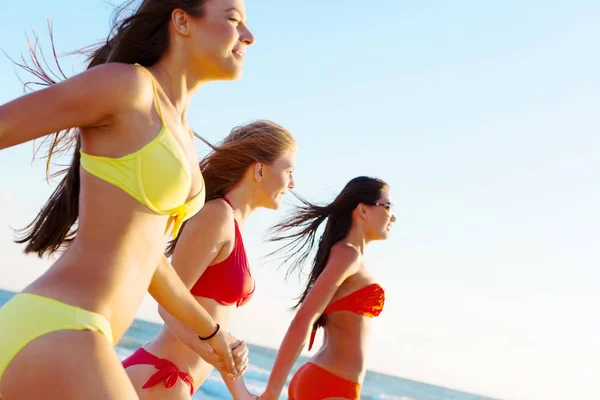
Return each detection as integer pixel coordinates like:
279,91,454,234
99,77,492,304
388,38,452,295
312,325,369,382
145,330,209,379
144,300,233,379
311,349,367,384
23,243,162,341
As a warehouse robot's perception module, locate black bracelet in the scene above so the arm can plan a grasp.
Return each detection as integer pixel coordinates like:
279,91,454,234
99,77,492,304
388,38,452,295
198,323,220,341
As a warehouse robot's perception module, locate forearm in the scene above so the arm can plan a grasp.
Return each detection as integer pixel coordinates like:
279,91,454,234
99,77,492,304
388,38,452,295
149,255,217,338
158,305,214,356
222,372,252,400
263,318,313,398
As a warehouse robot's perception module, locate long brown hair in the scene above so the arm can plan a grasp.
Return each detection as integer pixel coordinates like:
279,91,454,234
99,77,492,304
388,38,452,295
13,0,209,257
267,177,388,328
165,120,296,257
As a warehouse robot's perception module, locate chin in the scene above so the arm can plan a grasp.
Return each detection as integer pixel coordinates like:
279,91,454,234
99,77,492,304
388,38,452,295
268,192,288,210
223,70,243,81
220,61,244,80
268,199,281,210
377,231,391,241
214,71,242,81
208,63,243,81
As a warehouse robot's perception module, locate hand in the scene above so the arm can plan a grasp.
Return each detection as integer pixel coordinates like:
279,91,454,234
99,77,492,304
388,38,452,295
231,339,249,375
204,337,249,378
205,330,246,379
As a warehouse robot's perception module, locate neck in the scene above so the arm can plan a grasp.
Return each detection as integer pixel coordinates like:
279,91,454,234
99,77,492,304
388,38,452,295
344,223,368,255
148,54,208,121
223,182,261,228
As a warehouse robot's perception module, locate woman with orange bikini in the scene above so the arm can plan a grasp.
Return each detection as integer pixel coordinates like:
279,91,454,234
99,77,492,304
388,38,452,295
123,120,296,400
260,176,395,400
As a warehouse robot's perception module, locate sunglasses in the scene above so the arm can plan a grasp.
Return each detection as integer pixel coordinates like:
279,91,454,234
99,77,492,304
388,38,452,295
373,202,394,214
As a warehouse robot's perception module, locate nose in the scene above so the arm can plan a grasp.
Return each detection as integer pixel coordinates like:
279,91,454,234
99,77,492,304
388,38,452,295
390,214,396,222
288,174,295,190
240,24,255,46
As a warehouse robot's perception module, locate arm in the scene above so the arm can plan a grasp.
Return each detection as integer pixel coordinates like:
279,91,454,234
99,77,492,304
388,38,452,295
160,306,253,393
260,245,362,400
0,63,143,149
149,255,220,339
155,200,230,353
158,306,249,376
149,254,240,376
158,306,214,356
222,372,256,400
150,200,249,379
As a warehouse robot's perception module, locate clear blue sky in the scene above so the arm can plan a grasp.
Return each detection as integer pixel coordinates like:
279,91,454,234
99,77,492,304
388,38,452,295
1,1,599,399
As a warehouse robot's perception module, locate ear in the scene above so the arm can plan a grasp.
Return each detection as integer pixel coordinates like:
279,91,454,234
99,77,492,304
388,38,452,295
171,9,192,36
357,203,368,219
254,162,264,181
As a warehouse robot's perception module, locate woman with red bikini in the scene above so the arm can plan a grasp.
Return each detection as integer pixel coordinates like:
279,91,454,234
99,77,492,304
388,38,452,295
123,120,296,400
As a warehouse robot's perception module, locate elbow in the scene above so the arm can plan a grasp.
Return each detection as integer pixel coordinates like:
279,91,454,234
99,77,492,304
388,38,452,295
290,312,316,335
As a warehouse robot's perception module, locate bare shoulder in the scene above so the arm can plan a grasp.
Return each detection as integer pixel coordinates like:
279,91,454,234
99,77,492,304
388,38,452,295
83,63,152,102
327,242,363,273
184,198,234,236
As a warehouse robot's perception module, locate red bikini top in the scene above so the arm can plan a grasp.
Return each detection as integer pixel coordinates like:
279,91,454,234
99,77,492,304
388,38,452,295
190,198,255,307
308,283,385,350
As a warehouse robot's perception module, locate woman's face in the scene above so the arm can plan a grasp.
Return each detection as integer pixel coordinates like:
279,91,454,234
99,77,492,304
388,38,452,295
364,187,396,241
258,149,296,210
187,0,255,81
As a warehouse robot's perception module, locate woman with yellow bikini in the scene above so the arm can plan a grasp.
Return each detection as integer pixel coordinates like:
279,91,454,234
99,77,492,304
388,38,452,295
260,177,396,400
123,120,296,399
0,0,254,398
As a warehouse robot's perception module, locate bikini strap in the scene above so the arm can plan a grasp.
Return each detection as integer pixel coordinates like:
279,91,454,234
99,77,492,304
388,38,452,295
222,197,241,231
222,197,233,208
133,63,166,126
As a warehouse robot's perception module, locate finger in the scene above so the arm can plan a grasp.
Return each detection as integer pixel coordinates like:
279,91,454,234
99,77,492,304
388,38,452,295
223,347,238,375
234,351,248,370
232,339,246,349
235,352,249,370
230,339,242,350
225,371,243,380
228,362,245,380
232,342,249,359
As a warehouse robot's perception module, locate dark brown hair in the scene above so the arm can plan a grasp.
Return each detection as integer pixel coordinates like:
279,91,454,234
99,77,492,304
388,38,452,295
13,0,209,256
267,176,388,329
165,120,296,257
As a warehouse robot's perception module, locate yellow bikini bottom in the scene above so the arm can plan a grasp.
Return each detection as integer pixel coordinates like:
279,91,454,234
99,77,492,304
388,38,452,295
0,293,113,382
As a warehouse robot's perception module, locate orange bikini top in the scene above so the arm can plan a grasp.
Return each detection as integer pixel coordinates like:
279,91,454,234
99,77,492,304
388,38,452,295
308,283,385,350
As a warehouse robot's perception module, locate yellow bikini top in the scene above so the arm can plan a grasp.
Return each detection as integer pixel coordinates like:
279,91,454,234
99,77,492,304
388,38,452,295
80,64,205,238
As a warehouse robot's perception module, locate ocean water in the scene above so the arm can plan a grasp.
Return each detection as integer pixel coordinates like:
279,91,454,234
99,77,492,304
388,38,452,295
0,289,496,400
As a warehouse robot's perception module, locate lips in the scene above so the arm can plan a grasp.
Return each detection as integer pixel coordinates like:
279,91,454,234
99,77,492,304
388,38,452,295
232,49,245,58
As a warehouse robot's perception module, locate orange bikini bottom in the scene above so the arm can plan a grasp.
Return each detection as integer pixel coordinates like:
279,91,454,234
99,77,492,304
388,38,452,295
288,362,361,400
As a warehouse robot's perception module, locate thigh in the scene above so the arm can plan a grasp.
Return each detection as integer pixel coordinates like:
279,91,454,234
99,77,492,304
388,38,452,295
0,329,139,400
125,365,192,400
